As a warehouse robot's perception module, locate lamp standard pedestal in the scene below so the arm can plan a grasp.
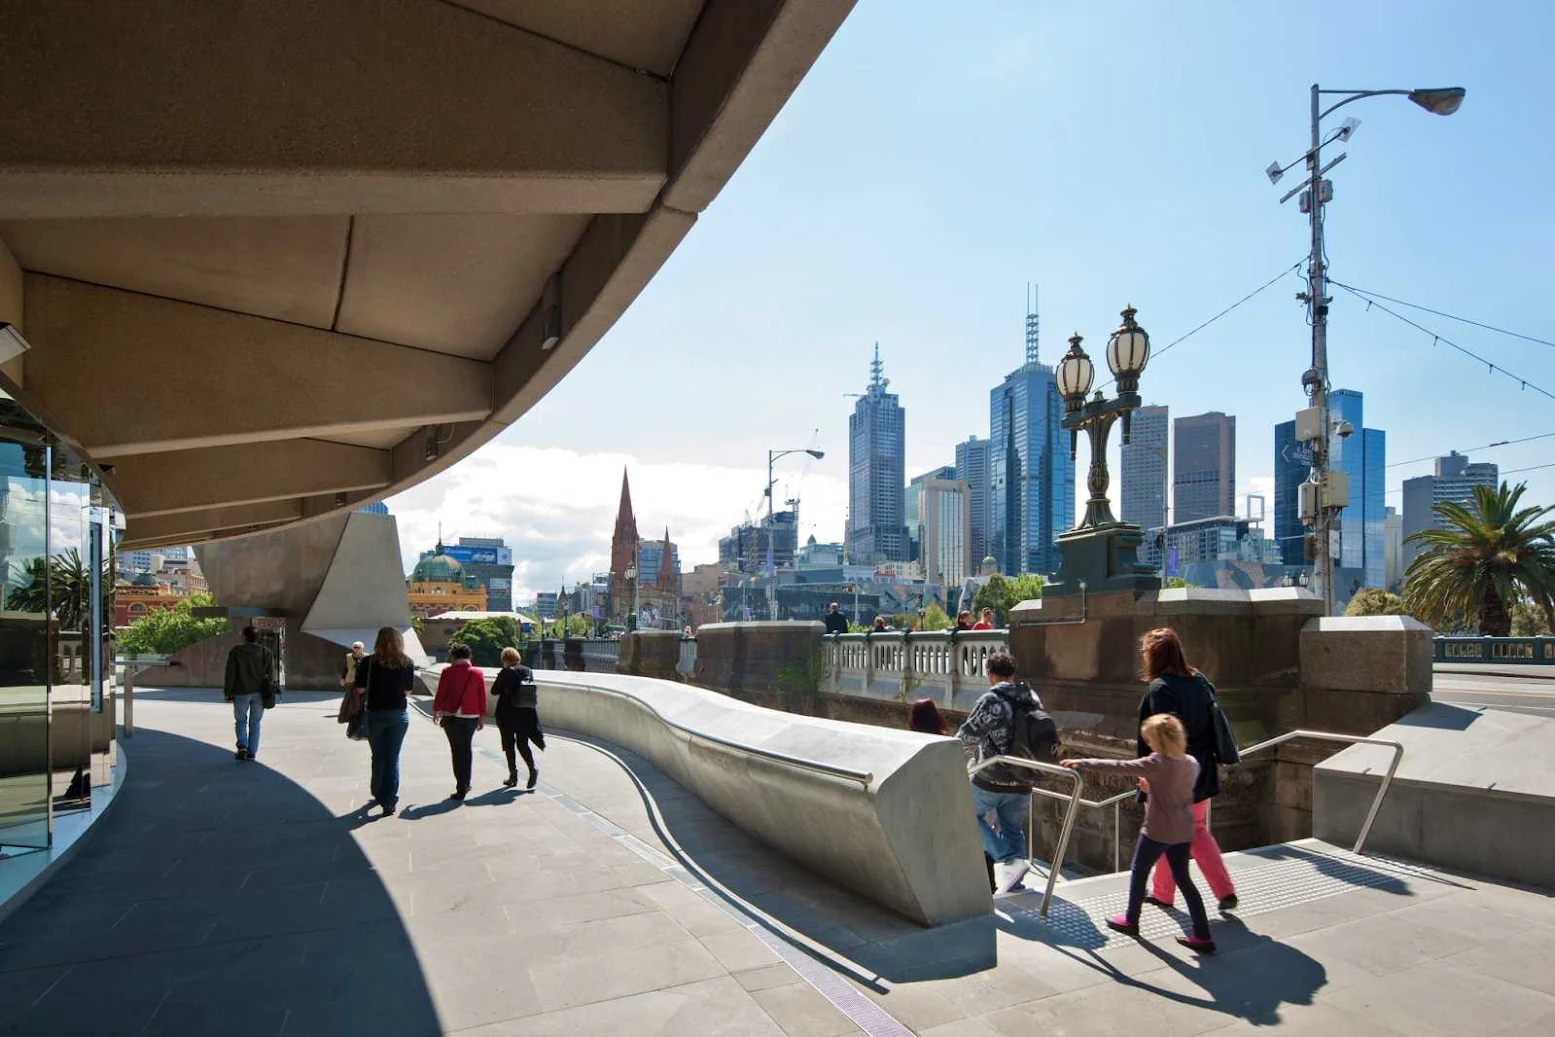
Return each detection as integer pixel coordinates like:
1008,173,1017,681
1046,308,1162,597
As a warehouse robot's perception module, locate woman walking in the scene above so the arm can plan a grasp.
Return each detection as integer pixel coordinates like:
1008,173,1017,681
1135,627,1237,912
490,646,545,789
1062,714,1216,953
353,626,417,817
432,644,487,801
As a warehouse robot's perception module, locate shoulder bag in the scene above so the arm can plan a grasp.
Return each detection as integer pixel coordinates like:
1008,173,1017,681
1203,676,1241,765
346,658,372,741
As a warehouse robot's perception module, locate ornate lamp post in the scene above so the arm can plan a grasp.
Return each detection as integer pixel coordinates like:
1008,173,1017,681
1057,305,1151,528
1049,305,1159,596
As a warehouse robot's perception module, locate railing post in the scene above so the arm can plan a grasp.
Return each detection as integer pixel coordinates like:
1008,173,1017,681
122,665,134,737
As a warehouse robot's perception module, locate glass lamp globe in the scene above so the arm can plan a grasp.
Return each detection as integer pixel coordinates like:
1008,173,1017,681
1056,333,1094,408
1106,305,1150,393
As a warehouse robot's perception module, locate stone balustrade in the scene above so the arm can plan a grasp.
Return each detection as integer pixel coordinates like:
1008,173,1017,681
820,631,1010,710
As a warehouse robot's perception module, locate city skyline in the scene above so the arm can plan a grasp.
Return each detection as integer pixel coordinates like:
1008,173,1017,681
385,2,1555,600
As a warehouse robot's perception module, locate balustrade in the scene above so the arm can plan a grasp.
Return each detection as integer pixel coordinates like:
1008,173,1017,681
820,630,1009,710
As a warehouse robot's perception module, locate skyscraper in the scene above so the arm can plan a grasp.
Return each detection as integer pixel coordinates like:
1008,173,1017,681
1273,390,1388,585
1120,404,1169,537
847,345,908,564
988,297,1074,576
954,435,990,565
918,476,972,587
1401,451,1498,570
1173,412,1236,523
905,465,955,562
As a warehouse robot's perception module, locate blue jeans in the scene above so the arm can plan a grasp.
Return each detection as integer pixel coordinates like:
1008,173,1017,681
367,708,410,809
970,783,1030,864
232,693,264,757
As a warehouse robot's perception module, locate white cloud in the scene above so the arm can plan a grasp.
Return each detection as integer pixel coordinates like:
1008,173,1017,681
385,444,847,605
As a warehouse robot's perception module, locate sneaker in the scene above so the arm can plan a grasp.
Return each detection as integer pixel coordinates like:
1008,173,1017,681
1105,915,1139,936
1176,936,1217,954
235,748,246,762
1218,894,1239,912
526,769,538,790
996,859,1031,895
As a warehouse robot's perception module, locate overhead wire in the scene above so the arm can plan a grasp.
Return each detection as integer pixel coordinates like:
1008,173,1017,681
1386,431,1555,469
1329,280,1555,350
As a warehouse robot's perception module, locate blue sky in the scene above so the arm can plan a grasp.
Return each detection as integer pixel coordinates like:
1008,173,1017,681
390,1,1555,599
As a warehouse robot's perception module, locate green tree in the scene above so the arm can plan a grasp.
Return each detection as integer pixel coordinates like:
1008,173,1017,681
920,602,952,631
1403,482,1555,636
1511,597,1554,636
1344,588,1408,618
970,573,1045,626
117,593,230,656
1164,575,1192,589
455,615,522,666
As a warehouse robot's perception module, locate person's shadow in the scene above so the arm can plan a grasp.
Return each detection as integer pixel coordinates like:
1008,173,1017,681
398,799,464,820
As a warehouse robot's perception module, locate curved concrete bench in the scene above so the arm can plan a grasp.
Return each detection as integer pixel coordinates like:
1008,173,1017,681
423,664,988,926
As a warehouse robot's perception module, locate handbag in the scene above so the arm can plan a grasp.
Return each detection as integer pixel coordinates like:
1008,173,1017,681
1204,678,1241,765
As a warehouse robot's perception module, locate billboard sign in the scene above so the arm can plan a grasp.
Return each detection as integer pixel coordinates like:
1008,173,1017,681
442,545,513,566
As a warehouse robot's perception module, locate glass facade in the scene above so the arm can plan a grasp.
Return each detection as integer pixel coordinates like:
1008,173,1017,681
954,436,990,565
989,363,1072,576
1273,419,1308,566
847,349,907,564
1328,391,1387,590
0,388,120,853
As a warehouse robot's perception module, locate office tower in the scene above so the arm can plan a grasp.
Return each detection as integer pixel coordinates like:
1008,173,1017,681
954,435,991,564
1401,450,1499,569
442,535,516,611
918,476,972,587
988,298,1074,575
1273,419,1307,565
1328,390,1386,589
847,345,908,563
1173,412,1236,523
906,465,955,562
1384,506,1403,591
1120,404,1169,533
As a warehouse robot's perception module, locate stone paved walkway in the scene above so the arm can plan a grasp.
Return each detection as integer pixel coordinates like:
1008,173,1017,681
1,688,1553,1036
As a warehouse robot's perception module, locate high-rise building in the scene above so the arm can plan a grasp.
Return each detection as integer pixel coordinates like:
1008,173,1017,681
918,476,972,587
905,466,955,562
1401,451,1499,570
1384,506,1403,591
1173,412,1235,524
1120,404,1169,539
988,299,1073,576
440,535,515,611
1328,390,1386,590
1273,390,1387,585
718,509,798,575
954,436,990,564
638,536,681,598
1273,419,1307,565
847,345,908,563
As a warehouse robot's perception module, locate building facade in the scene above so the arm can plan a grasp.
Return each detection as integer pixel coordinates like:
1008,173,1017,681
1327,390,1387,590
406,546,488,619
988,314,1073,576
608,469,639,623
846,346,908,564
1121,404,1169,535
439,536,515,612
1273,419,1307,566
718,509,797,575
954,435,990,565
1173,411,1236,524
1384,506,1403,592
905,465,955,562
1401,451,1499,571
918,476,972,587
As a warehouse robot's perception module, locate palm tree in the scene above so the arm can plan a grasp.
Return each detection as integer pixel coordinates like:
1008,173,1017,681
1403,482,1555,636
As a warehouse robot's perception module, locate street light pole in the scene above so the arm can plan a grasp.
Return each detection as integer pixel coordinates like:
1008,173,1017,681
765,446,824,621
1270,83,1464,616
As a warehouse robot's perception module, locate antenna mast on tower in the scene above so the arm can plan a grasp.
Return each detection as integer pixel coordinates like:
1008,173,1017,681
869,342,887,392
1025,283,1040,367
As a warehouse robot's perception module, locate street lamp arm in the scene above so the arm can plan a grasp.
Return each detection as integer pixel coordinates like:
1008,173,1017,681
1316,88,1413,121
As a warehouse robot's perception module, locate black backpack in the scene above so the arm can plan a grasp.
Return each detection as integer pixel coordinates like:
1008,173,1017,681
981,684,1062,789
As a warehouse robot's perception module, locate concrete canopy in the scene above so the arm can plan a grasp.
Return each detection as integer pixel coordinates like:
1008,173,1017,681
0,0,856,550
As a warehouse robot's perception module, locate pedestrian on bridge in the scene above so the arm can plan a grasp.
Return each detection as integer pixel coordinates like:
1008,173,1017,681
1135,627,1238,913
223,625,276,763
958,652,1047,895
491,646,544,790
433,644,487,801
354,626,417,817
1062,713,1216,953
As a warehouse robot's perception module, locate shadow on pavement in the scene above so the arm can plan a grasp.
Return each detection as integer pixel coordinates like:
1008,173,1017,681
0,728,440,1037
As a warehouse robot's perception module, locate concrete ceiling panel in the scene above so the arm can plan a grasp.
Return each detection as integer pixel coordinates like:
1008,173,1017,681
448,0,706,77
335,214,590,357
319,428,416,451
111,440,393,519
0,217,349,328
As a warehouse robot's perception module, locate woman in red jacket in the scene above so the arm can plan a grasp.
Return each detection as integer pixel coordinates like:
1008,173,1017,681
432,644,487,801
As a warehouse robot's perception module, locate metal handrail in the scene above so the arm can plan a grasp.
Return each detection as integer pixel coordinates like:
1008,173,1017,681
529,672,874,787
969,755,1084,918
1019,727,1407,876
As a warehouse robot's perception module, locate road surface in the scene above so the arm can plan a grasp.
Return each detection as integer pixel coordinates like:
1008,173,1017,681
1432,665,1555,717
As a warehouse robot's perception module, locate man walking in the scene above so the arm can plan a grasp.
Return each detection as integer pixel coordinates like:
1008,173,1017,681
958,652,1045,894
822,602,849,635
341,641,365,687
224,626,277,762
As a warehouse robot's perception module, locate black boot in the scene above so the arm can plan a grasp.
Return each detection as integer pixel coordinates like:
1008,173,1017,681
526,769,538,790
503,772,518,788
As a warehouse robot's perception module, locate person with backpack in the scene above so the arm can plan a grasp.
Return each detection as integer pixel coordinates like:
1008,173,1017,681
957,651,1060,894
1134,627,1238,913
432,644,487,801
490,646,545,789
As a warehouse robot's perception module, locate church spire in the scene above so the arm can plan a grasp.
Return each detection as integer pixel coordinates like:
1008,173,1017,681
613,467,638,542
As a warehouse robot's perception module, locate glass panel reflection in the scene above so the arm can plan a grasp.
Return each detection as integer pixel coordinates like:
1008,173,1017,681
0,434,52,850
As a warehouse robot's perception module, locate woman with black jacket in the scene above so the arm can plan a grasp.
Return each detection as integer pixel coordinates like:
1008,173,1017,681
352,626,418,817
1135,627,1238,912
490,647,545,789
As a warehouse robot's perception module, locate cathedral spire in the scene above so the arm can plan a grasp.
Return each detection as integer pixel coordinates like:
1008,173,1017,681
613,467,638,542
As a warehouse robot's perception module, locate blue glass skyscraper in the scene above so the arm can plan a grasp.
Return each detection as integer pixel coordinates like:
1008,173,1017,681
847,345,908,563
988,307,1074,576
1273,390,1386,585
